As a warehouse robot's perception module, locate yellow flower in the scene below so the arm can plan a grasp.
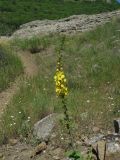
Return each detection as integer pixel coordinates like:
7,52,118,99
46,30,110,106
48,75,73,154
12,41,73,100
54,52,68,97
54,69,68,97
64,79,66,82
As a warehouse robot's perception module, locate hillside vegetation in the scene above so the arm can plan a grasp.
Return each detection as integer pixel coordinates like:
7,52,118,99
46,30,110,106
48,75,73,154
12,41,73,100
0,17,120,144
0,0,120,36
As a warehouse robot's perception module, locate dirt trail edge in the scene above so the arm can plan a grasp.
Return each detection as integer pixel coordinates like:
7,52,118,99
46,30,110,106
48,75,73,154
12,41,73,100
0,40,38,118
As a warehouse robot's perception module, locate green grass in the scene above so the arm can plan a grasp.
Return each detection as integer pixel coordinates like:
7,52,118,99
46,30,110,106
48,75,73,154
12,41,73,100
0,45,23,92
0,18,120,144
0,0,120,36
11,36,51,54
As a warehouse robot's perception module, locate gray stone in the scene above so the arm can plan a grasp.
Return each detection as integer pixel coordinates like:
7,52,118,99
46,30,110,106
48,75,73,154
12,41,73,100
33,114,56,141
107,142,120,153
86,134,104,145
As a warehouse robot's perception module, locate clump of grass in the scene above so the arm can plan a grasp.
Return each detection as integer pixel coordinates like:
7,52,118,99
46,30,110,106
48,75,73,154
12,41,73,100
11,36,51,54
0,18,120,145
0,45,23,92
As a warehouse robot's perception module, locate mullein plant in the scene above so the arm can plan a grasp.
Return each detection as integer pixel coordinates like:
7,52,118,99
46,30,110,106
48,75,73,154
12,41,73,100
54,37,80,160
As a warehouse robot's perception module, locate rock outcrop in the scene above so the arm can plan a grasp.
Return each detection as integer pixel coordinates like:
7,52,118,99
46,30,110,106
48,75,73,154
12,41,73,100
12,10,120,38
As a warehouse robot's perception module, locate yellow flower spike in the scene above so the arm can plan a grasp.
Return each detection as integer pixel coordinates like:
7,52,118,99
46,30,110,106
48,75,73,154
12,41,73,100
61,75,65,79
54,67,68,97
54,46,68,97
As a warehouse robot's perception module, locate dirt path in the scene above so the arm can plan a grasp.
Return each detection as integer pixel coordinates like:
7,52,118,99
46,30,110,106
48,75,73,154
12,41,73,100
0,78,20,119
18,51,38,77
0,39,38,118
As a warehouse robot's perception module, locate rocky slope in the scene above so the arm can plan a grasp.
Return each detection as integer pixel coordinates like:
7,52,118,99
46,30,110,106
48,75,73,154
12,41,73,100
12,10,120,38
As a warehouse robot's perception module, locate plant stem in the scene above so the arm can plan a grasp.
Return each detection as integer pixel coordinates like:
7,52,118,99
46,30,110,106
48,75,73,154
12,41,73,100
61,96,74,150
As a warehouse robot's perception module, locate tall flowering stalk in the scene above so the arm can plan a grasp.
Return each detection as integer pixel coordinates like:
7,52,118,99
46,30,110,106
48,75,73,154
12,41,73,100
54,56,68,98
54,37,74,149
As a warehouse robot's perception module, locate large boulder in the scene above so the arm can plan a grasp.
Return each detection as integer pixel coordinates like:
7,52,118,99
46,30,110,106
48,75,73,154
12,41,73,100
33,114,57,141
